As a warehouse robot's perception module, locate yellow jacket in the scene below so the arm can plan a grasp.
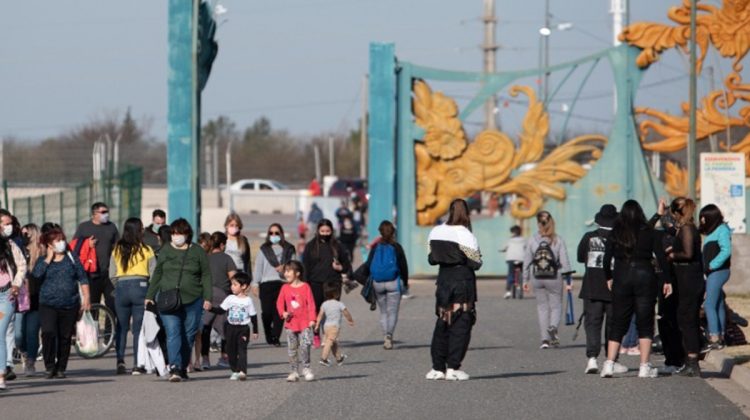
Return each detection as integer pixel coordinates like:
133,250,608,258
110,245,155,279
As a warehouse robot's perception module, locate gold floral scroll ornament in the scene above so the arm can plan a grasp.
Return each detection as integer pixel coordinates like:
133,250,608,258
413,80,607,225
619,0,750,196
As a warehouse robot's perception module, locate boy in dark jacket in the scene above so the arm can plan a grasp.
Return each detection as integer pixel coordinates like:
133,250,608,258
577,204,626,375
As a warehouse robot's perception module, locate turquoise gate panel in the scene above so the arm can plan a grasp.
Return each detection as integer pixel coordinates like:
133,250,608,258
368,43,667,276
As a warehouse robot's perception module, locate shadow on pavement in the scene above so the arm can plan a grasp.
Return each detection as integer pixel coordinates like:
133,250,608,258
471,370,565,380
0,390,61,398
316,374,368,381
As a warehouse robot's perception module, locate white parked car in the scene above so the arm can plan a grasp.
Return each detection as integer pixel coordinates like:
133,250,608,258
230,179,289,192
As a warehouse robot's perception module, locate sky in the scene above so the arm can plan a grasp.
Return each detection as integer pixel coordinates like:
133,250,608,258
1,0,745,142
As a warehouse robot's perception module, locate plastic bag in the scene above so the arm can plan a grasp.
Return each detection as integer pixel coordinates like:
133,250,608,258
75,311,99,357
17,281,30,312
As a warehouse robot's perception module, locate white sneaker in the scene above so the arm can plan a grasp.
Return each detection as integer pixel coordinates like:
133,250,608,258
24,363,37,377
445,369,470,381
638,363,658,378
238,372,247,381
585,357,598,374
229,372,240,381
613,362,629,374
302,368,314,381
504,292,512,299
286,371,299,382
425,369,445,380
600,360,615,378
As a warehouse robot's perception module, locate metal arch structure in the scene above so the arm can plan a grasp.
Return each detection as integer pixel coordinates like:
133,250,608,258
367,43,668,275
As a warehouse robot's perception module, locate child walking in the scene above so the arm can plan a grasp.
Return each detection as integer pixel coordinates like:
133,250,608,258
276,261,316,382
315,284,354,367
501,225,526,299
211,272,258,381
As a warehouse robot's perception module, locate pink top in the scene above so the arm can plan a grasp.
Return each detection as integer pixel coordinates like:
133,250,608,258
276,282,316,332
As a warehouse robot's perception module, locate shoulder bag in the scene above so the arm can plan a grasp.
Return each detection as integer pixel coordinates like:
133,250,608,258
157,245,190,313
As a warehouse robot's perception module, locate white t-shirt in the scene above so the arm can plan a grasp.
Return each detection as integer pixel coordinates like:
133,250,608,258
225,238,245,272
220,295,257,326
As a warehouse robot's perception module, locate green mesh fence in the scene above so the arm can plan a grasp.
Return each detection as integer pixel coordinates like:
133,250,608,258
12,166,142,235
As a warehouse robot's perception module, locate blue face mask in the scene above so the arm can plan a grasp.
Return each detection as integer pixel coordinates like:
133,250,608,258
270,235,281,244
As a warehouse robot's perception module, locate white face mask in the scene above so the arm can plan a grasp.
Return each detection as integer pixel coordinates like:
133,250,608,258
1,225,13,238
270,235,281,244
54,240,67,254
227,226,239,236
172,235,186,247
99,213,109,224
152,223,163,233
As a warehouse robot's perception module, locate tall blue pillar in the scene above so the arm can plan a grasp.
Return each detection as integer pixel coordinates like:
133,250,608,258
367,43,397,241
167,0,201,231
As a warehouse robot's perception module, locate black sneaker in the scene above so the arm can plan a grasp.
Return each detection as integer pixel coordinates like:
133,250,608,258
179,369,190,381
319,359,331,367
55,371,66,379
131,367,147,376
369,301,377,311
45,370,56,380
5,367,16,381
116,362,127,375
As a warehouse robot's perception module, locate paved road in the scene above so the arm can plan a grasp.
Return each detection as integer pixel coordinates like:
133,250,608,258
1,280,746,419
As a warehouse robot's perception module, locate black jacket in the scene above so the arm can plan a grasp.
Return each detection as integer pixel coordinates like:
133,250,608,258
303,238,351,284
577,228,613,302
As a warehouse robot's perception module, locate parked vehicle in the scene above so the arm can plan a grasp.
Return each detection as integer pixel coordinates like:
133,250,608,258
328,178,368,203
230,179,289,192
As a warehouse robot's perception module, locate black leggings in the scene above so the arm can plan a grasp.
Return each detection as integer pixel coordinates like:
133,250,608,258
39,304,79,373
610,263,658,342
224,323,250,373
674,264,705,354
430,310,475,371
259,281,284,345
658,277,684,366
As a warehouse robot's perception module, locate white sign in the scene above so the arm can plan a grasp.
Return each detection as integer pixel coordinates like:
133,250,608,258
700,153,746,233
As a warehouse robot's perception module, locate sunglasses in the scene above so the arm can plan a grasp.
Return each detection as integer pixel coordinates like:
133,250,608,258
98,210,109,214
269,231,281,236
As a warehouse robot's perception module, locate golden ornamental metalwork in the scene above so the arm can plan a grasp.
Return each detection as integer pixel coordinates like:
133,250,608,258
413,80,607,225
620,0,750,194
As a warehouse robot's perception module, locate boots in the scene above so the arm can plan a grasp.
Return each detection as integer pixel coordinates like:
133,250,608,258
678,356,701,377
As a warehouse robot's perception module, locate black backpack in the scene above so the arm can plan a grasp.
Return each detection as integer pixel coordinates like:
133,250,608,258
531,240,558,279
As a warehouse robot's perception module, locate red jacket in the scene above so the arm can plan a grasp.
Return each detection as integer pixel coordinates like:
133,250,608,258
68,237,98,274
276,282,316,333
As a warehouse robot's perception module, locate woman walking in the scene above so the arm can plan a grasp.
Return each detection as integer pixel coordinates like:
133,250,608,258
16,224,43,376
33,225,90,380
425,199,482,381
0,221,27,389
252,223,295,346
667,197,704,377
201,231,236,369
600,200,670,378
224,213,251,272
364,221,408,350
145,218,212,382
110,218,156,375
524,211,572,348
699,204,732,351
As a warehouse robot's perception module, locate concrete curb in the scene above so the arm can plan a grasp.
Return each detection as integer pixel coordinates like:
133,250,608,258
704,350,750,393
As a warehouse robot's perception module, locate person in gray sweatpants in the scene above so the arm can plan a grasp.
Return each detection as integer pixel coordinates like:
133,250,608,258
524,211,571,349
366,221,409,350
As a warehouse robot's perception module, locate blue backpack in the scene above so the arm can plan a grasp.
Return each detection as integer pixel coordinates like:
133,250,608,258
370,243,399,282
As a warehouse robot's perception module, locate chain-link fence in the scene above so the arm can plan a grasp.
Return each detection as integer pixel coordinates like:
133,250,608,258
12,166,142,235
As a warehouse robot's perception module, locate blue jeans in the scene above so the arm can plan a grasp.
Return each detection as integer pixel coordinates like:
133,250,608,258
0,290,14,371
160,298,203,371
506,261,522,291
115,278,148,364
622,315,638,348
14,310,40,360
705,269,730,336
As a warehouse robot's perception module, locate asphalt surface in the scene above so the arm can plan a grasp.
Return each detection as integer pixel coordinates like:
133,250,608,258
1,280,746,420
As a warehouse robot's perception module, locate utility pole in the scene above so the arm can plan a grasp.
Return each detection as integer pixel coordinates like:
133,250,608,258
482,0,498,130
225,139,233,211
213,136,221,207
204,132,213,188
314,144,322,182
328,136,335,176
543,0,550,105
360,75,368,178
688,0,698,200
706,66,718,152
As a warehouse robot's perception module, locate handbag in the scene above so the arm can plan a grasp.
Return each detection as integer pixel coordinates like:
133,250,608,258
360,276,377,308
157,246,190,313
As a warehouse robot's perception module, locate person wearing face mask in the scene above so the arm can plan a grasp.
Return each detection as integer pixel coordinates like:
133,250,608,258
143,209,166,254
0,210,24,382
32,225,90,380
303,219,350,314
224,213,251,272
252,223,296,346
74,202,119,315
145,218,212,383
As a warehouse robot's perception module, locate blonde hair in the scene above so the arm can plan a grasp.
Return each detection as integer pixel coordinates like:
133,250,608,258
24,224,44,268
536,210,556,240
670,197,696,226
224,212,248,254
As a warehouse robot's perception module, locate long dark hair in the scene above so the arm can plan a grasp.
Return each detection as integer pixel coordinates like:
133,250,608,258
446,198,472,231
265,223,289,246
612,200,648,257
378,220,396,244
0,236,17,275
699,204,724,235
116,218,146,270
313,219,340,258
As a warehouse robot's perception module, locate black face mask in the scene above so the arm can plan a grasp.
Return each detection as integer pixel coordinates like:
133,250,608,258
319,234,332,242
21,235,30,247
